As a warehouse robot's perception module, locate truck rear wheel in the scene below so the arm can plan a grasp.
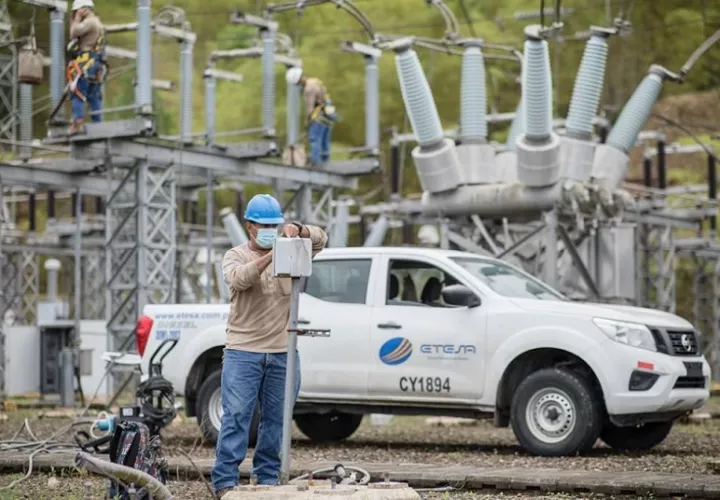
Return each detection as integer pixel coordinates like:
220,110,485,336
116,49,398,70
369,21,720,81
196,369,259,448
510,368,602,456
600,421,673,451
295,412,363,443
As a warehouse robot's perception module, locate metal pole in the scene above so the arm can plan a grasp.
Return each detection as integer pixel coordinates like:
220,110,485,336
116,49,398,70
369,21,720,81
60,348,75,408
365,55,379,154
205,171,213,303
543,211,558,287
74,187,82,331
49,8,65,119
0,181,5,404
136,0,153,110
286,70,299,145
296,186,312,222
328,201,349,248
180,33,194,143
261,28,277,136
28,191,36,232
47,191,56,222
60,188,83,409
708,153,717,238
204,72,216,144
280,278,300,485
657,140,667,190
390,140,400,197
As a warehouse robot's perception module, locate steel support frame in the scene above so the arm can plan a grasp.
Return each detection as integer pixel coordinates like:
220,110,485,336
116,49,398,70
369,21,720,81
1,250,21,325
0,0,15,155
175,246,203,304
19,248,39,324
82,250,105,319
689,253,720,381
105,161,176,354
0,183,5,402
638,223,676,313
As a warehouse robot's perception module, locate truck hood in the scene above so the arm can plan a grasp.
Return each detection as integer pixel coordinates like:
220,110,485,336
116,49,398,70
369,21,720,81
509,298,694,330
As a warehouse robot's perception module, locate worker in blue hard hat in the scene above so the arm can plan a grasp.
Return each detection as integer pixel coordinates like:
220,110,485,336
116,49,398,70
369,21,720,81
286,67,337,168
66,0,106,135
212,194,327,498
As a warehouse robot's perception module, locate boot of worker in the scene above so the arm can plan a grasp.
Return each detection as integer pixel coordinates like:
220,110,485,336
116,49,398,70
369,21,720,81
67,118,85,136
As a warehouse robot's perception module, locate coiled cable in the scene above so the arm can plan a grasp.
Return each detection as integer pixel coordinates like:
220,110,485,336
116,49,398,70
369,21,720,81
136,375,177,430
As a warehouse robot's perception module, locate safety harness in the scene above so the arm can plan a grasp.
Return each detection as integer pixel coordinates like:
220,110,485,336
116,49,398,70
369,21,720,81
66,25,108,100
307,78,337,126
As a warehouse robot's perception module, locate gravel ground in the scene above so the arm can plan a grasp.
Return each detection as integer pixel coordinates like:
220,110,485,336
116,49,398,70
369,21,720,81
0,408,718,498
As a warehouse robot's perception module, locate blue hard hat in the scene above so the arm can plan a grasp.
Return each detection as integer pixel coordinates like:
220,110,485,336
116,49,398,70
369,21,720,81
244,194,284,225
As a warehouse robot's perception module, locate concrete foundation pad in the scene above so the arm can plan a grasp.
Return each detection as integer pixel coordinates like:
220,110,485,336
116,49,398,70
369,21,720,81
224,482,420,500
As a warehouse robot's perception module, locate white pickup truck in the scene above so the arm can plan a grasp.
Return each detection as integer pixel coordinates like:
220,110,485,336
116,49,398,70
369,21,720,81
132,246,710,456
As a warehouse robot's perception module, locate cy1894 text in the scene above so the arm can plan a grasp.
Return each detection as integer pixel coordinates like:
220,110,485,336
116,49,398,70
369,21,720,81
399,376,450,393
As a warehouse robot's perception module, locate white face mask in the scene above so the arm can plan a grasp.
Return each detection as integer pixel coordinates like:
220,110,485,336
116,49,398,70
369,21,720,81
255,228,277,249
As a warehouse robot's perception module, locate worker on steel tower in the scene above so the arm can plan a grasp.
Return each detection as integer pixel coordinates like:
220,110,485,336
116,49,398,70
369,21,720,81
66,0,106,135
286,67,337,168
211,194,327,498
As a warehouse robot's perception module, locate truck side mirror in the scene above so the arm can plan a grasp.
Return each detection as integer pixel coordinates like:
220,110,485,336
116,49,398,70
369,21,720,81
442,284,481,308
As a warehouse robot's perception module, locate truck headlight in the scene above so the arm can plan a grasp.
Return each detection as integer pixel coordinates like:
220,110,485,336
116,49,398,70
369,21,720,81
593,318,657,352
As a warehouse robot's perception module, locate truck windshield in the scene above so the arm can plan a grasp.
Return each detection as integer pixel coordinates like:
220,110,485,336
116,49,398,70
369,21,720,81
449,257,567,301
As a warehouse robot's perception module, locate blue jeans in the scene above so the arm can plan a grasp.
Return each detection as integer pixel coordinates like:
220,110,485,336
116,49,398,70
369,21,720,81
308,120,331,165
71,76,102,122
211,348,301,491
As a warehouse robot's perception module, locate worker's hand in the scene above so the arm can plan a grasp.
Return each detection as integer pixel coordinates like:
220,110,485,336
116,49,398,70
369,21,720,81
282,224,300,238
67,39,78,52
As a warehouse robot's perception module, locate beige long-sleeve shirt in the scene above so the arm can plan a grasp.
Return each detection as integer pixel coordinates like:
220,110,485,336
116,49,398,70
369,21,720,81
303,78,326,121
222,226,328,353
70,12,104,52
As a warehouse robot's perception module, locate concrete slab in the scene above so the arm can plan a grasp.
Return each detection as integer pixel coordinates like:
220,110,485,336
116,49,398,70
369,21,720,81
224,483,420,500
586,471,654,495
555,470,620,494
703,480,720,499
508,468,560,492
465,468,517,490
653,475,708,497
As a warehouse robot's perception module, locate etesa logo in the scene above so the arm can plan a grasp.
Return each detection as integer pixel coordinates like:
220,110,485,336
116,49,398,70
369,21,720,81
379,337,413,366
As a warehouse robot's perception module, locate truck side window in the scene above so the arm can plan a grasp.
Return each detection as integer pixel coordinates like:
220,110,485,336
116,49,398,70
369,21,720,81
304,259,371,305
386,259,459,308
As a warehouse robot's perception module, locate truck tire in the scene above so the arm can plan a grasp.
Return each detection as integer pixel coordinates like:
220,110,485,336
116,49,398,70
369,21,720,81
600,421,673,451
196,370,259,448
295,412,363,443
510,367,602,456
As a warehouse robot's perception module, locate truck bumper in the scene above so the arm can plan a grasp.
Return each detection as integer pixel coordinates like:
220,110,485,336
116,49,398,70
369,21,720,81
590,339,710,418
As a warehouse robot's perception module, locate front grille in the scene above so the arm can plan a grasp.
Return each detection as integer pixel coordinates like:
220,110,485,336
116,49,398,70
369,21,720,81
673,376,706,389
667,330,699,356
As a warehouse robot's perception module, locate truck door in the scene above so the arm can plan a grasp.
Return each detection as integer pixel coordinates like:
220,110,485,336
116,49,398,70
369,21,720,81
296,256,375,400
369,255,486,403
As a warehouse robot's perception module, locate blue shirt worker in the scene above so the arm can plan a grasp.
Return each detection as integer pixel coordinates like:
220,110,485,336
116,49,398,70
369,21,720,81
211,194,328,498
286,67,337,168
67,0,106,136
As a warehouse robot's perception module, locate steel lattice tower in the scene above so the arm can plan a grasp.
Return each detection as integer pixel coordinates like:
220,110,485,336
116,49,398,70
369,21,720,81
0,0,16,154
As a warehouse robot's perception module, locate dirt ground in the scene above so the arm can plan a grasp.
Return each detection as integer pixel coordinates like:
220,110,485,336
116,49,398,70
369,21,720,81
1,404,719,499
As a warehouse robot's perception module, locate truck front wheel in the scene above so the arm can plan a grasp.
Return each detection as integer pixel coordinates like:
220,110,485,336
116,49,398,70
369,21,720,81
510,368,602,456
196,370,259,448
295,412,363,443
600,421,673,451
